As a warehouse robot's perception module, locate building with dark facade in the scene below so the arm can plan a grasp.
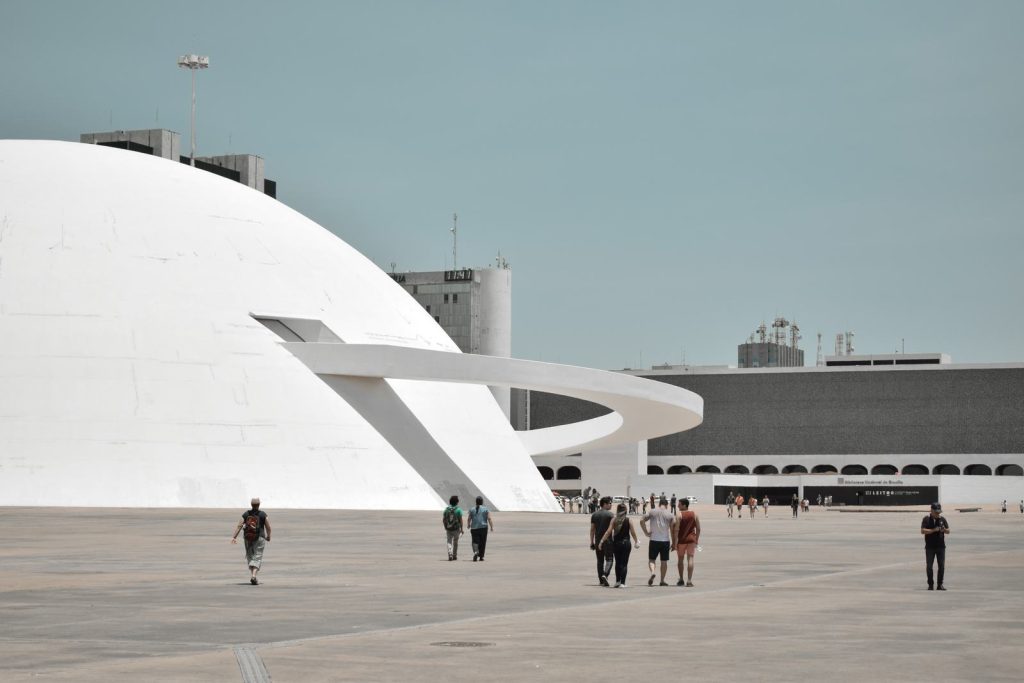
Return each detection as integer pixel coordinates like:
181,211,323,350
529,362,1024,503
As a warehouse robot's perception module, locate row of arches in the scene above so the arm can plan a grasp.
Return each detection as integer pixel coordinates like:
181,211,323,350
643,463,1024,476
538,465,581,481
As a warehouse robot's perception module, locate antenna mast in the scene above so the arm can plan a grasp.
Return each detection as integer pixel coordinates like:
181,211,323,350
450,212,458,270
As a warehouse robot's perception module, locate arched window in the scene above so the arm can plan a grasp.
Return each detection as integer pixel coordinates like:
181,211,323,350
537,466,554,481
963,464,991,476
753,465,778,475
841,464,868,475
996,464,1023,476
667,465,692,474
932,464,960,475
811,464,838,474
902,464,928,475
557,465,581,480
647,465,664,475
696,465,720,474
725,465,749,474
871,464,898,475
782,464,808,474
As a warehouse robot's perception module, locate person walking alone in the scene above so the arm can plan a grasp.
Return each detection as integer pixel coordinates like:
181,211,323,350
791,493,799,519
762,495,769,517
468,496,494,561
921,502,950,590
598,503,640,588
443,495,464,561
230,497,271,585
726,491,735,518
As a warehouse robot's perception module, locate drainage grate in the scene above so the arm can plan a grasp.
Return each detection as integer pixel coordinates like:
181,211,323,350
430,641,494,648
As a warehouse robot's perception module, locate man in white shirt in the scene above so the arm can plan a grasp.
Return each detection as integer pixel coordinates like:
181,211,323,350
640,499,675,586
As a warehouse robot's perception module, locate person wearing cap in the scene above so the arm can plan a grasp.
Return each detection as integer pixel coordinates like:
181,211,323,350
231,497,271,585
921,502,949,591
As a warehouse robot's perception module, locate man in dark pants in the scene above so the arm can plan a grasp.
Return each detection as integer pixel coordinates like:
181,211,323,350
921,502,950,590
589,496,614,586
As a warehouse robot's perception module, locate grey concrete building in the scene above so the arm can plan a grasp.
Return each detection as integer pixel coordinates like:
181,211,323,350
81,128,276,198
390,266,512,417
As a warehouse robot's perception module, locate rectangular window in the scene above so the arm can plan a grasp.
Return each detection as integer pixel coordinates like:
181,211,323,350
444,293,449,303
425,305,431,313
453,293,459,304
434,315,440,323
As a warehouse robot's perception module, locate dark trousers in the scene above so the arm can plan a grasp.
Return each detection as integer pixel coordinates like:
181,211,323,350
471,528,488,558
612,541,632,584
595,543,613,581
925,546,945,587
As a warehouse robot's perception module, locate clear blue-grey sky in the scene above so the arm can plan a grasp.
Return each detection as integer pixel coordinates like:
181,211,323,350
3,1,1022,368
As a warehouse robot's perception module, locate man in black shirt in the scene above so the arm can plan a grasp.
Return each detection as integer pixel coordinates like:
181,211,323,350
920,502,949,591
589,496,615,586
231,497,271,585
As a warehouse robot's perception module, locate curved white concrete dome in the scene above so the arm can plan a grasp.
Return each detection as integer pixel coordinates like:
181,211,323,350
0,140,564,510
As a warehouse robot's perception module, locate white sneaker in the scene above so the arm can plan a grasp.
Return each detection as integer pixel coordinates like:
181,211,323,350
614,581,622,588
620,582,628,588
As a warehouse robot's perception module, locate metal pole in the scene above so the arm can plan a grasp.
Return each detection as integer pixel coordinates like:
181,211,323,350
190,67,197,166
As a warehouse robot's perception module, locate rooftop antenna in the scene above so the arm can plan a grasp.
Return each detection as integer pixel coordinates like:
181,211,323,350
816,332,823,366
450,212,458,270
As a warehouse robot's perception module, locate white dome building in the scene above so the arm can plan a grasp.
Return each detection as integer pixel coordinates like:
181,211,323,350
0,140,701,511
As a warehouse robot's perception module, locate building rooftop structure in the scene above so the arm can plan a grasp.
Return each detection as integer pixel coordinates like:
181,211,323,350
80,128,276,198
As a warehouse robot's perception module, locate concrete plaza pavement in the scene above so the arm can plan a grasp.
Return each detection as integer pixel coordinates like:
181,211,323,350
1,504,1022,681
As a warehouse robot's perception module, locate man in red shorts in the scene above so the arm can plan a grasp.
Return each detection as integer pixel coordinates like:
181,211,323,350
673,498,701,587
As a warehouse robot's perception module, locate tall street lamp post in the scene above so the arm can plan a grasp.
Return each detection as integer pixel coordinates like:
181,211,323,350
177,54,209,166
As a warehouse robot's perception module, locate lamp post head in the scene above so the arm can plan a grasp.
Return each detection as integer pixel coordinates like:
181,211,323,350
177,54,210,70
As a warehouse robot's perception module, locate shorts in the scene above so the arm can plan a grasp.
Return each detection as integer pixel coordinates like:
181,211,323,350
677,542,696,557
648,540,670,562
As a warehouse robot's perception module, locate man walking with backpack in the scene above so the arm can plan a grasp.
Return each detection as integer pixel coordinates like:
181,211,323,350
230,497,271,585
443,495,464,561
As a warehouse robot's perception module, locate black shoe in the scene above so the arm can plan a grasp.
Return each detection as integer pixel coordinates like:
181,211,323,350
479,557,484,561
927,585,934,590
676,579,686,586
599,576,609,587
937,586,946,591
473,554,478,562
250,577,258,585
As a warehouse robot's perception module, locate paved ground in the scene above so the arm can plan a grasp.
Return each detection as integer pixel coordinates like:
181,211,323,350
1,504,1022,682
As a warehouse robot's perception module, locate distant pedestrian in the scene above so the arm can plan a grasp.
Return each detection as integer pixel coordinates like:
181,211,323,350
726,491,735,518
736,494,744,518
642,497,649,514
748,496,756,519
791,494,799,518
674,498,701,586
640,498,675,587
817,494,823,508
1002,500,1007,513
762,495,769,517
443,495,464,561
1020,499,1023,514
599,503,640,587
590,496,615,586
670,493,677,513
468,496,494,561
921,502,949,590
231,497,271,585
